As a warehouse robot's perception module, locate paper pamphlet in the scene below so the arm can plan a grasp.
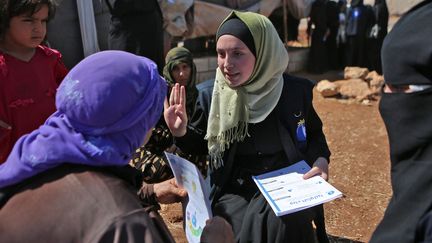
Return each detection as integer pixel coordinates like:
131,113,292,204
165,152,212,243
253,160,342,217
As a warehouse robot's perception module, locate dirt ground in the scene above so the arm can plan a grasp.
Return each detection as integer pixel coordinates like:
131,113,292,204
159,70,393,243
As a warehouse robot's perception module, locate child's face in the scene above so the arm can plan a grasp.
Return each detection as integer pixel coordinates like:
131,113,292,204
5,5,49,50
216,34,256,88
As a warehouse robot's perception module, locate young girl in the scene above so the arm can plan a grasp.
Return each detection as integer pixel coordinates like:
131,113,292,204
166,11,331,242
0,0,68,163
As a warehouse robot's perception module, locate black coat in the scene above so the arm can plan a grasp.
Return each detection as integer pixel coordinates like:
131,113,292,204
371,1,432,242
177,74,330,202
176,75,331,242
105,0,164,73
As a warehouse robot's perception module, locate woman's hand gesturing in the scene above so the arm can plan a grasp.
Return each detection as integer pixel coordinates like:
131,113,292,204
164,83,188,137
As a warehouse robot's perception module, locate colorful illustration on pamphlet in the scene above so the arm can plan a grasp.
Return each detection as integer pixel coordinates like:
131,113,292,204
165,152,212,243
181,175,188,184
192,181,197,193
186,210,203,237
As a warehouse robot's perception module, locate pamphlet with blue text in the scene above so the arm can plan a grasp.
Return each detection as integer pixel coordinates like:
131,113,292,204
253,160,342,217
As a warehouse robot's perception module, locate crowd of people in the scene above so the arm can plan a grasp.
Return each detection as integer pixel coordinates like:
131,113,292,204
307,0,389,74
0,0,431,242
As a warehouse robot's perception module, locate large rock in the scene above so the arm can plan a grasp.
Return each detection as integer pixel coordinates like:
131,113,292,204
316,80,339,97
365,71,385,95
317,70,385,102
344,67,369,80
334,79,372,101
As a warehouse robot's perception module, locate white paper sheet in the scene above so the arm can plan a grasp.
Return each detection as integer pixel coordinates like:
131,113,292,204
165,152,212,243
253,160,342,216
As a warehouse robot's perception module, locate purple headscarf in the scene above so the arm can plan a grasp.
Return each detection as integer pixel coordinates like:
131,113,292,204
0,51,167,188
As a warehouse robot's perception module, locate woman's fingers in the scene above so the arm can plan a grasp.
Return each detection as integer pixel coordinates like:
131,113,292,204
164,96,169,111
173,83,179,105
169,84,186,107
303,157,329,181
303,167,321,180
180,85,186,107
169,84,175,106
175,109,183,118
169,83,183,106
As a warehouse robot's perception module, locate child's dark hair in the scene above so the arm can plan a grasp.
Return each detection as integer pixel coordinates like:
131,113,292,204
0,0,57,38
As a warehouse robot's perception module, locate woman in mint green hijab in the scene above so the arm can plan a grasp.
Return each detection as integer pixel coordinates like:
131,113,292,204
165,11,331,243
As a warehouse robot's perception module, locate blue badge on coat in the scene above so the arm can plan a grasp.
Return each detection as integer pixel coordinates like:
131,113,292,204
296,119,307,142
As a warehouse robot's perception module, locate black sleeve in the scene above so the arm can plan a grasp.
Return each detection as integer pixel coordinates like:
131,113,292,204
304,103,331,164
283,74,331,165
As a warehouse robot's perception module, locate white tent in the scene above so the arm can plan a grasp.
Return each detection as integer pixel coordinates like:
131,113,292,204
161,0,314,38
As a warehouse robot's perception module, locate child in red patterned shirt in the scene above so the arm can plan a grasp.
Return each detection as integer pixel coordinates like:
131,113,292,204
0,0,68,163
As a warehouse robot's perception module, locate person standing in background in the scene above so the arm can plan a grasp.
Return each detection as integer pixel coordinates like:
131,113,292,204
345,0,374,68
366,0,388,74
326,0,341,70
105,0,165,74
0,0,68,163
307,0,329,74
336,0,348,68
46,0,110,69
287,13,301,43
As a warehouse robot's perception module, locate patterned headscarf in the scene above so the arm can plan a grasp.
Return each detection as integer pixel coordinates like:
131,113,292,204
205,11,289,167
0,51,167,188
163,46,198,117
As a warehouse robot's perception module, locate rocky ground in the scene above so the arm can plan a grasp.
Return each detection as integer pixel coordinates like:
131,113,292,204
159,70,393,243
309,70,392,242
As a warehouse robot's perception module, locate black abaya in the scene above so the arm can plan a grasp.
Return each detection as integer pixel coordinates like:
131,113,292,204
308,0,329,74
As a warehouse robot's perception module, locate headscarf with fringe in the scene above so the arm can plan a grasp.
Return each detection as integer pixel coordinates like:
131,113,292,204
0,51,167,188
205,11,289,168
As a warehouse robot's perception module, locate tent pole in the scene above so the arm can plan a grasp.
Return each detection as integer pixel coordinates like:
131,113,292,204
282,0,288,44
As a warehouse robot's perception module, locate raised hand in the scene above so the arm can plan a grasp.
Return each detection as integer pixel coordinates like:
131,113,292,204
164,83,188,137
